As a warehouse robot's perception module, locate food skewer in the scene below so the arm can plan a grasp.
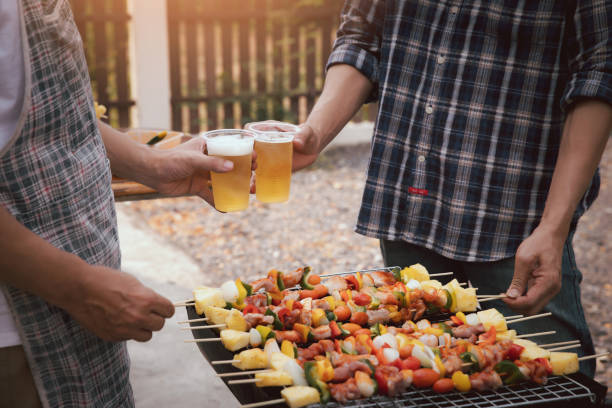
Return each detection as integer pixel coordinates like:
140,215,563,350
228,378,261,385
515,330,555,339
539,340,580,349
181,324,226,330
217,369,273,378
506,312,552,324
476,294,507,299
177,317,208,324
546,344,582,352
212,359,241,365
578,352,609,361
241,400,284,408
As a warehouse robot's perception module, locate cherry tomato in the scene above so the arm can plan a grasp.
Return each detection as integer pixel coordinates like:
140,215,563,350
399,344,415,359
433,378,454,393
374,368,389,395
413,368,440,388
401,356,421,371
308,274,321,285
350,311,369,326
353,293,372,306
334,305,351,322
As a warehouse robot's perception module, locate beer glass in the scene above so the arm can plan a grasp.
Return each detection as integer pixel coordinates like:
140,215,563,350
203,129,254,212
246,122,298,203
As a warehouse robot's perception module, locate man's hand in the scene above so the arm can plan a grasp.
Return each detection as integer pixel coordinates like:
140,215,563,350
63,266,175,342
503,225,565,315
292,124,320,171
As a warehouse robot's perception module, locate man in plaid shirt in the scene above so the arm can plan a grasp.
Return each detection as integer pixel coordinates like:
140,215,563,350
295,1,612,376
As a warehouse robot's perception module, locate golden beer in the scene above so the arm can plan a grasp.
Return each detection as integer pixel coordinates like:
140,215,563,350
204,130,254,212
254,134,294,203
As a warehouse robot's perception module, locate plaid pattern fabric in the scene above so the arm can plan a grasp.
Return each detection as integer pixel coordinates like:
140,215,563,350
328,0,612,262
0,1,132,406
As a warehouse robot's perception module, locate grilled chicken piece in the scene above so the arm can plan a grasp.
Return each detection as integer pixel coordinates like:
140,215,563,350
250,277,276,293
469,370,503,391
367,309,391,325
322,276,348,293
245,293,267,309
369,271,396,287
452,323,485,338
330,378,361,403
282,268,305,288
243,313,274,329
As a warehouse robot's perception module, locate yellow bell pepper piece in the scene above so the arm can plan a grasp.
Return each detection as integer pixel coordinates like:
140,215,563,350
316,359,334,382
395,333,410,349
379,324,388,335
235,279,247,304
323,296,336,311
433,356,446,377
455,311,467,324
424,327,443,337
281,340,296,358
355,272,363,290
452,371,471,392
311,309,326,327
286,299,295,311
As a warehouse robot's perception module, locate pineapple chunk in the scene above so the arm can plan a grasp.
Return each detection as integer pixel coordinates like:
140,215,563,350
421,280,442,291
205,306,231,326
193,286,225,315
520,346,551,362
550,352,579,375
232,348,268,370
270,352,293,371
513,339,538,348
401,263,430,282
225,309,247,332
220,329,250,351
255,370,293,387
477,308,508,332
456,287,477,312
281,386,321,408
496,329,517,341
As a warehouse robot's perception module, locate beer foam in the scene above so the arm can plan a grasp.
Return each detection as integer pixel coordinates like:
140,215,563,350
206,134,253,156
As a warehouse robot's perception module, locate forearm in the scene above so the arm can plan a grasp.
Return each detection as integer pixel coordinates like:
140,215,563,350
98,121,159,185
305,64,373,152
539,100,612,236
0,206,88,308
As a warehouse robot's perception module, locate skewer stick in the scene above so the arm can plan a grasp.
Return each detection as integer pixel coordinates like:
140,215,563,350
515,330,556,339
177,318,208,324
507,312,552,324
173,301,195,307
212,359,241,365
546,344,581,352
578,352,609,361
476,294,507,299
184,338,222,343
181,324,226,331
217,369,271,378
505,314,524,320
478,297,506,303
241,399,284,408
228,378,261,385
430,272,454,277
539,340,580,349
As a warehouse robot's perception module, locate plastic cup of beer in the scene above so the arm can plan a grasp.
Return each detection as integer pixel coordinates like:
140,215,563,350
245,122,298,203
202,129,254,212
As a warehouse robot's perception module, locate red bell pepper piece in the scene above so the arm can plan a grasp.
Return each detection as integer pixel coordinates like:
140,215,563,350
276,308,290,324
478,326,497,346
505,343,525,361
345,275,360,290
334,339,342,353
534,357,553,375
450,316,463,326
374,368,390,395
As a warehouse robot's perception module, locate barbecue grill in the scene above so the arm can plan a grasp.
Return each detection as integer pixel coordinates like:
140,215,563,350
184,267,609,407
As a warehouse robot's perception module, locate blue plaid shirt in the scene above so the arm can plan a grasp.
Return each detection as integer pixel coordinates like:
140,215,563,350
328,0,612,262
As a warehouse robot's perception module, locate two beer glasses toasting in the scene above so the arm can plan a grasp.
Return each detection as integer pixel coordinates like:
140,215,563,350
203,122,297,212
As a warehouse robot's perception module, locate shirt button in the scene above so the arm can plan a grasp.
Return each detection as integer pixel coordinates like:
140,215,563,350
418,155,426,163
425,105,434,114
437,55,446,64
450,6,459,14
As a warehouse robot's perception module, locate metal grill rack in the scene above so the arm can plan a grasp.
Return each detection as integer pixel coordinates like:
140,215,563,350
309,375,596,408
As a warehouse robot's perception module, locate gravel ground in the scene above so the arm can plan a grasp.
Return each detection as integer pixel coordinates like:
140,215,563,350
119,140,612,394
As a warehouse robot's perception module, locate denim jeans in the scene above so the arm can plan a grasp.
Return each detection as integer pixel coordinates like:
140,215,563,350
380,235,596,377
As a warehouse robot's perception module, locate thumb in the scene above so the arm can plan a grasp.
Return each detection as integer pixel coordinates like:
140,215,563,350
506,254,531,299
293,124,319,155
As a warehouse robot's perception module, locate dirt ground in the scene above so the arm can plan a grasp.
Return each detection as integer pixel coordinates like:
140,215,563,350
121,140,612,394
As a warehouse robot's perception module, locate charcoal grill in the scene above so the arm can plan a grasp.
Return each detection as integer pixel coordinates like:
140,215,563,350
184,266,608,407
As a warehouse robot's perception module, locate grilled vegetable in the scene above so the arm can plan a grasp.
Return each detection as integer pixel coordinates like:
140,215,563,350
413,368,440,388
293,323,314,343
264,338,281,362
304,361,331,403
494,360,526,385
280,386,320,408
433,378,454,393
255,370,293,387
452,371,471,392
249,328,263,347
549,352,579,375
281,340,298,359
460,351,479,373
220,329,250,351
256,325,275,342
265,308,283,330
283,359,308,386
300,267,315,290
232,348,268,370
220,280,239,303
270,352,293,371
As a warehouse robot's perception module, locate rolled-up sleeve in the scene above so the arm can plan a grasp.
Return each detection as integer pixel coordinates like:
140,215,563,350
326,0,384,102
561,0,612,112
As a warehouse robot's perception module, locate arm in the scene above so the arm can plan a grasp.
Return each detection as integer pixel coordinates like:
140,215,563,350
293,0,383,170
504,0,612,315
0,206,174,341
504,101,612,314
98,122,234,204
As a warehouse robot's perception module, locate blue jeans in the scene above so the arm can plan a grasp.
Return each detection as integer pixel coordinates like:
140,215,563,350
380,235,596,377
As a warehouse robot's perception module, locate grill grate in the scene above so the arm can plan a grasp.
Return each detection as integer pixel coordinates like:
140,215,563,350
306,376,595,408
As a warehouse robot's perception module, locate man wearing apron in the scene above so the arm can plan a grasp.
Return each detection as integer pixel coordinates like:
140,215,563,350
0,1,236,406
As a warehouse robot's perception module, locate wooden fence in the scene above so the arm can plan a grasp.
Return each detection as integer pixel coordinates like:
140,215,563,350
70,0,134,128
167,0,377,134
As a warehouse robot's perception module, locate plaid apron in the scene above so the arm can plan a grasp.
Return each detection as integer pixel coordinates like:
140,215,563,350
0,1,133,406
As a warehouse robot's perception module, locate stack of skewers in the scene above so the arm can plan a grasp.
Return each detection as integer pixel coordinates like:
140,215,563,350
175,265,609,408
